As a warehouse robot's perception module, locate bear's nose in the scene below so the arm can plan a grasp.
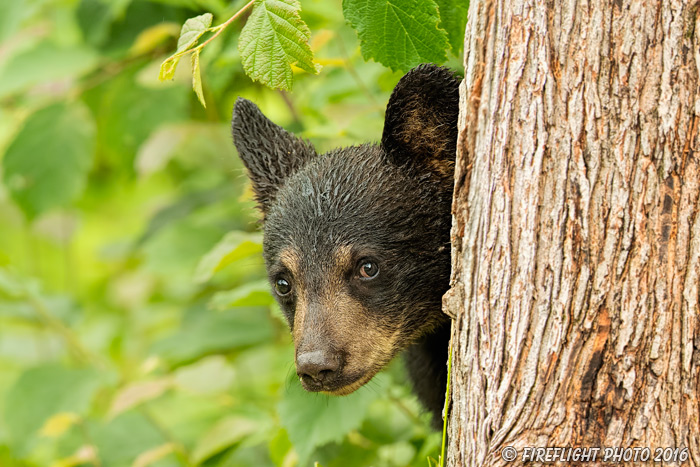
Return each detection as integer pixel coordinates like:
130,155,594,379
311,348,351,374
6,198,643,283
296,350,341,384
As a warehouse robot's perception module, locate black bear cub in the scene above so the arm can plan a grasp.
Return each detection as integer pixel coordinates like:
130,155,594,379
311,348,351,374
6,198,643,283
232,64,460,428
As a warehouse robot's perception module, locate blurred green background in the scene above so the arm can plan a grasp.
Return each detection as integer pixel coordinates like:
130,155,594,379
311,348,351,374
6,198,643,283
0,0,455,466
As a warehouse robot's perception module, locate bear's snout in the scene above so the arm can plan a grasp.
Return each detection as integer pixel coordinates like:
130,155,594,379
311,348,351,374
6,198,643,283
296,349,343,389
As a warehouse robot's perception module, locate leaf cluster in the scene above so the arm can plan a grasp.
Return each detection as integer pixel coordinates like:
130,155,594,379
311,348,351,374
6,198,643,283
159,0,467,104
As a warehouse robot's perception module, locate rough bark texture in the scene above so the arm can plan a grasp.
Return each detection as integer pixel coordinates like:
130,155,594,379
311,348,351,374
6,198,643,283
444,0,700,465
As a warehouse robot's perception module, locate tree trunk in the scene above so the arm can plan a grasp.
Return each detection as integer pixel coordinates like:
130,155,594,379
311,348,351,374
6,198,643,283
444,0,700,465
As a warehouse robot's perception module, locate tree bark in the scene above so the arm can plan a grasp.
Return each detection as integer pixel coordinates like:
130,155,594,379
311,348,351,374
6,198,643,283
444,0,700,465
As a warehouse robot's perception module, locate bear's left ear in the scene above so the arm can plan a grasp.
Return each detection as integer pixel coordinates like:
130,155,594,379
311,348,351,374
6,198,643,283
381,64,461,178
232,98,316,215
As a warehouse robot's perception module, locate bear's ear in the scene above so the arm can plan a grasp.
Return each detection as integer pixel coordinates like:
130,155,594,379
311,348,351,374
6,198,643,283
381,64,461,179
232,98,316,215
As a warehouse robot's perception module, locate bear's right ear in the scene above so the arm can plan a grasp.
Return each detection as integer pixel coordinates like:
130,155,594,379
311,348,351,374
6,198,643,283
381,64,461,179
232,98,316,215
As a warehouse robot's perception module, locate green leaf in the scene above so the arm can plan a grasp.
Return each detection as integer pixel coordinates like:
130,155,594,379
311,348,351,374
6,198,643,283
4,364,103,451
238,0,320,91
2,102,96,219
209,279,273,310
191,416,261,464
194,231,263,283
142,219,223,287
278,375,383,464
158,12,212,81
435,0,469,54
0,42,100,98
173,355,235,394
176,13,213,53
268,428,294,466
91,412,167,465
132,443,177,467
377,441,417,466
76,0,114,46
158,55,181,81
151,307,274,364
192,49,206,107
85,71,188,172
136,185,233,244
342,0,450,71
108,378,173,419
0,1,25,43
0,268,25,298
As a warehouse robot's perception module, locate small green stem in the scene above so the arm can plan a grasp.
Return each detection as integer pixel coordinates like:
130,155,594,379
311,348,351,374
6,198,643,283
166,0,256,63
439,323,454,467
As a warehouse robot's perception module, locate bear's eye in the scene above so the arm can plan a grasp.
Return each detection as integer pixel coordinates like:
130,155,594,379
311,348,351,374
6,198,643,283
275,278,292,296
359,261,379,279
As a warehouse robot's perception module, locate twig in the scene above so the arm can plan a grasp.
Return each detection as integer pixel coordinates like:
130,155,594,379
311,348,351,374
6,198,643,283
166,0,256,63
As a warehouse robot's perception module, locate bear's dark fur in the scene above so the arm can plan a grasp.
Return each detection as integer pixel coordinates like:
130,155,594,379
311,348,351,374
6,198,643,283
231,64,460,428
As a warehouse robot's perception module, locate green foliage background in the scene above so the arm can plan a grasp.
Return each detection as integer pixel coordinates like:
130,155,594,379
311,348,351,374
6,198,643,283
0,0,464,465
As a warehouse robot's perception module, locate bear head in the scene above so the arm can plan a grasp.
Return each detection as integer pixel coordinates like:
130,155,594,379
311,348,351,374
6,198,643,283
232,64,460,396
